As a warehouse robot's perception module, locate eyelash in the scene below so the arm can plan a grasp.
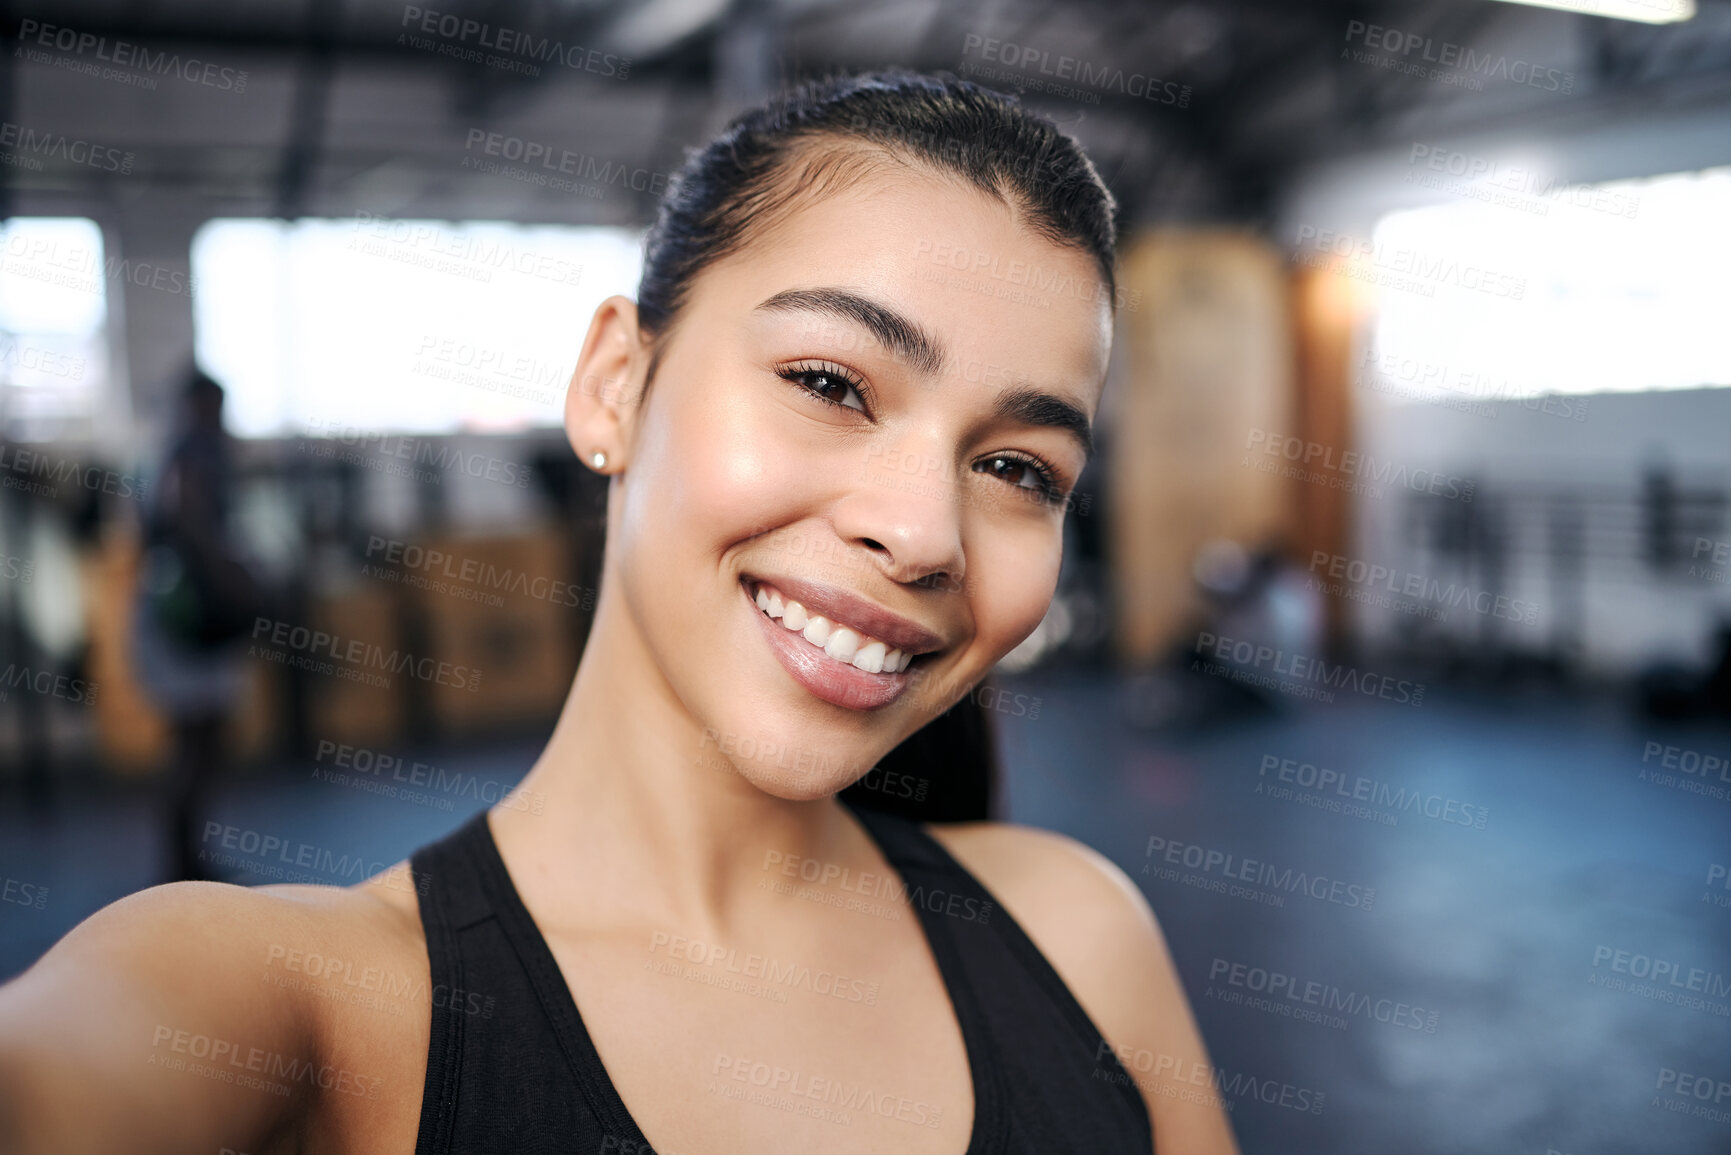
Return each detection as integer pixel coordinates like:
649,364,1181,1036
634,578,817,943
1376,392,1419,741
775,360,1068,502
776,360,873,414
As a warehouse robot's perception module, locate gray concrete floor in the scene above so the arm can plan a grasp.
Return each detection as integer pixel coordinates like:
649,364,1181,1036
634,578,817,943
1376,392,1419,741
2,675,1728,1154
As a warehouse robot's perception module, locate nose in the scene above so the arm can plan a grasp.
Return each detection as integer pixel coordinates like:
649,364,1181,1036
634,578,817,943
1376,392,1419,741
834,444,967,591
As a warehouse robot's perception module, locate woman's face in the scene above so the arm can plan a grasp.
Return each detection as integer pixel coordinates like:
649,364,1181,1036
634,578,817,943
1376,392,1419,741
594,157,1112,799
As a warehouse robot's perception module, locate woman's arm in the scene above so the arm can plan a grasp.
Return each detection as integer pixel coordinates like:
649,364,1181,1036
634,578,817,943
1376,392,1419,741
0,882,343,1155
929,823,1242,1155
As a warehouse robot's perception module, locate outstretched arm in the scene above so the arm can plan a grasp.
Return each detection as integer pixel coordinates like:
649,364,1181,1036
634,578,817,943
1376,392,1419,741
0,882,335,1155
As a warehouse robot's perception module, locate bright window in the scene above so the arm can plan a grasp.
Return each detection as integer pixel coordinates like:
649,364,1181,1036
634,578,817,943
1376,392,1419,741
191,218,645,438
1369,165,1731,401
0,217,111,441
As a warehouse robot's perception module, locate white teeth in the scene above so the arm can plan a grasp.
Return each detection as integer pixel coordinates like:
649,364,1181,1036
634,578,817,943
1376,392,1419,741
853,640,886,674
825,627,861,663
802,615,832,646
753,585,916,675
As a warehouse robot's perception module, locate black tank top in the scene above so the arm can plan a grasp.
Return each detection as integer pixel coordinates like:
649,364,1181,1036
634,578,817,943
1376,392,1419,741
408,799,1154,1154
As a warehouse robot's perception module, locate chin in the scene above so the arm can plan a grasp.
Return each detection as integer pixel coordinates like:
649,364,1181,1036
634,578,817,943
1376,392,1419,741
692,707,885,801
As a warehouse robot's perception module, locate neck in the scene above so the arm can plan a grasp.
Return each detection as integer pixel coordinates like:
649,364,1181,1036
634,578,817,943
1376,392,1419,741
493,582,862,939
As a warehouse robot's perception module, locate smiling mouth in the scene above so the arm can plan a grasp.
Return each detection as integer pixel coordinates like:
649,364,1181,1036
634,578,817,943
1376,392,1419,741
744,578,918,675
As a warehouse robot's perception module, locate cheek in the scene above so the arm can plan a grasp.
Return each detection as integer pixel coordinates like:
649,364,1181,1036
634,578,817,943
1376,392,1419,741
622,383,799,563
966,524,1063,655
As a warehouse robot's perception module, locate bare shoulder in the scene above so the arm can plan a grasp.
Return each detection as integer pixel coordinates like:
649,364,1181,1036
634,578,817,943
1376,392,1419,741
923,821,1162,1018
0,869,429,1155
18,869,427,1002
926,821,1240,1155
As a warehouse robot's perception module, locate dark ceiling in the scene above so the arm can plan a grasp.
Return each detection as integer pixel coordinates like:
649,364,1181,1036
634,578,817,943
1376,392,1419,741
5,0,1731,227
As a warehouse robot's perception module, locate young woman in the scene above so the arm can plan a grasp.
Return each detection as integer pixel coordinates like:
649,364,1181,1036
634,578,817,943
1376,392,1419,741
0,70,1238,1155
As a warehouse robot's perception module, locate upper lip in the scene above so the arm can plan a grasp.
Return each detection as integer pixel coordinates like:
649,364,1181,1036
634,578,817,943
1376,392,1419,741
743,573,947,657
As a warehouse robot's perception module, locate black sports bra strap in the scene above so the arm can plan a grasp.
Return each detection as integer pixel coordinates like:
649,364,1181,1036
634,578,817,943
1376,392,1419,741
841,799,1012,1152
409,816,475,1155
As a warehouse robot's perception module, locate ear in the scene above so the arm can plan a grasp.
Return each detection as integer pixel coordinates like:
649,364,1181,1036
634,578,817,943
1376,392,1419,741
564,295,651,472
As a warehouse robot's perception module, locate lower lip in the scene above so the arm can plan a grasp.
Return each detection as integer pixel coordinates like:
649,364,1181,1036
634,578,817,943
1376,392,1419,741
744,582,915,711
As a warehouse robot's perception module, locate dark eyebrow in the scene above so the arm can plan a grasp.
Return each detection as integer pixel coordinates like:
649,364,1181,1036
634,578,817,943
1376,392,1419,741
758,285,1093,460
755,287,946,377
995,385,1095,461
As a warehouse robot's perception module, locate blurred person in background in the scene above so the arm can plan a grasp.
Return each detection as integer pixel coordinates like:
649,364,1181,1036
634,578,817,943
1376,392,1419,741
131,367,264,883
1194,540,1326,682
0,72,1234,1155
1123,539,1326,730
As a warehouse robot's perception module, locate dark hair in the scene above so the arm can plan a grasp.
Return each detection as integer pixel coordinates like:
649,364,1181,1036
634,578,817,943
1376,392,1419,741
628,68,1119,822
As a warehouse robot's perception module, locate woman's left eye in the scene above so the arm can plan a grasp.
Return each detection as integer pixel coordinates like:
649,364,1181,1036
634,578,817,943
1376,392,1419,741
975,454,1059,497
779,363,868,413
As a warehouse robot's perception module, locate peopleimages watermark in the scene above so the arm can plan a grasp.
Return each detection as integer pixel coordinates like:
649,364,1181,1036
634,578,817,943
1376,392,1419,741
1707,863,1731,911
958,33,1191,108
1242,428,1475,505
1193,630,1427,708
411,335,566,408
1203,956,1439,1034
1092,1041,1325,1116
248,616,482,693
199,820,431,894
857,441,1093,519
14,18,249,93
1342,19,1574,94
900,667,1043,722
149,1024,380,1099
312,739,546,815
1254,753,1489,830
760,848,994,925
299,417,534,490
598,1137,692,1155
746,518,1061,603
1356,346,1590,423
362,535,593,611
0,340,86,382
0,443,148,503
1690,537,1730,587
0,663,97,706
710,1052,943,1129
1638,740,1731,803
1404,143,1638,220
263,942,495,1019
398,6,629,79
0,875,48,911
1588,945,1731,1016
0,230,191,300
838,112,1092,190
0,119,133,175
1292,225,1527,301
913,237,1141,313
1142,834,1378,911
344,212,584,287
1652,1066,1731,1125
694,729,931,804
699,728,869,789
461,129,669,201
647,931,880,1007
1306,549,1538,629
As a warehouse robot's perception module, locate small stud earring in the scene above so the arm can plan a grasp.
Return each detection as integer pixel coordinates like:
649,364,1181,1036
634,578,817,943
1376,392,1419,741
590,451,608,470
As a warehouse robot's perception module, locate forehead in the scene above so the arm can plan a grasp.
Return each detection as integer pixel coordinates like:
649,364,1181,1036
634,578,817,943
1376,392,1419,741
683,157,1114,405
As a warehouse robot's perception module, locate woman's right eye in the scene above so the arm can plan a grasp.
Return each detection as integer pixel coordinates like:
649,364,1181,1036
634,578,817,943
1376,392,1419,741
777,362,869,414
